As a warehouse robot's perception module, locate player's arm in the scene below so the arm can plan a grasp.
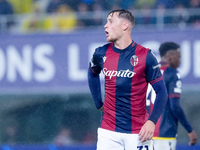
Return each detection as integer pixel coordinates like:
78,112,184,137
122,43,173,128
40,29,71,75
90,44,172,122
145,50,168,124
139,79,168,142
148,79,167,124
168,74,198,145
170,98,192,132
88,67,103,110
139,50,168,142
88,49,104,110
188,130,198,146
170,97,198,145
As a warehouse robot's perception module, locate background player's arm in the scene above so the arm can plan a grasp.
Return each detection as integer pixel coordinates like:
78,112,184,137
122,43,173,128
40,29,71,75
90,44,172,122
168,73,198,146
169,97,198,145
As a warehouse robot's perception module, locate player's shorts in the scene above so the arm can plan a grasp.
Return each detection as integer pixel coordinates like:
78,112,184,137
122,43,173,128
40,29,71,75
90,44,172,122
153,137,177,150
97,128,153,150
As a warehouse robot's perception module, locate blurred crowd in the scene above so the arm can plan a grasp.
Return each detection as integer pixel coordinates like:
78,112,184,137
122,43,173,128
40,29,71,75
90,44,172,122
0,0,200,33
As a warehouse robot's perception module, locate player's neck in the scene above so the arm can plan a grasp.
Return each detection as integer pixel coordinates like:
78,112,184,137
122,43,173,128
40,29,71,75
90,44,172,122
114,37,132,50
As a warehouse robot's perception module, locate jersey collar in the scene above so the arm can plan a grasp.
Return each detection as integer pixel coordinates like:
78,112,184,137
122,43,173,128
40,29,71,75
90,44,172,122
112,41,136,53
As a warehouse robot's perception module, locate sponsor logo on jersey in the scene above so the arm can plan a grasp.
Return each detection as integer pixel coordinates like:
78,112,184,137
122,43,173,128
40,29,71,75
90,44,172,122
130,55,138,66
103,68,136,79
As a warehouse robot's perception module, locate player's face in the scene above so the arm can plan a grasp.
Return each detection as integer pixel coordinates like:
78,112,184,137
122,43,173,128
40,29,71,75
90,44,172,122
104,12,124,42
167,49,181,69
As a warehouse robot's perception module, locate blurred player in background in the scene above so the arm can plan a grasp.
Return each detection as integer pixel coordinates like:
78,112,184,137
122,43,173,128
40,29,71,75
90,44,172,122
148,42,198,150
88,9,167,150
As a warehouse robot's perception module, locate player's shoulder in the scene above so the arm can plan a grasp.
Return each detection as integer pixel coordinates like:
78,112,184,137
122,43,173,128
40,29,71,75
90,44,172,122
94,43,111,57
95,43,110,53
164,67,179,80
135,42,150,52
165,67,177,74
135,43,155,60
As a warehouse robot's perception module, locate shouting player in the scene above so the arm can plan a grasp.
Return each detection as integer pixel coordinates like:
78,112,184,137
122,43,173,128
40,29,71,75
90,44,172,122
149,42,198,150
88,9,167,150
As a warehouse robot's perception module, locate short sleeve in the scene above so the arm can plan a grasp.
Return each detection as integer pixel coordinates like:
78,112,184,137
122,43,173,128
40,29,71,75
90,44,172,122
167,72,181,98
145,50,162,84
89,48,103,75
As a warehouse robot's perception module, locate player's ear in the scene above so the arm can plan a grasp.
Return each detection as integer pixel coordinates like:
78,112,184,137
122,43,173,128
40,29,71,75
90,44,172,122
166,52,172,63
167,56,171,63
123,22,129,31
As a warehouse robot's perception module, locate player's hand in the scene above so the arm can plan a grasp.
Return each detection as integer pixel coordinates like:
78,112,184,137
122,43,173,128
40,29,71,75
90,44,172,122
139,120,155,143
188,130,198,146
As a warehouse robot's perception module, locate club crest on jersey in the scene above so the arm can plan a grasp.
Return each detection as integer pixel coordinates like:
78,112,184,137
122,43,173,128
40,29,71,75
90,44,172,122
130,55,138,66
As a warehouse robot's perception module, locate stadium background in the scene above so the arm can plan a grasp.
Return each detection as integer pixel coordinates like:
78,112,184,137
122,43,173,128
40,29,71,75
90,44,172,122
0,0,200,149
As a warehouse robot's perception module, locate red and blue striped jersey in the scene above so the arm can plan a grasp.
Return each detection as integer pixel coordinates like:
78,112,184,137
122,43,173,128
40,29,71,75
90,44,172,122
90,41,162,133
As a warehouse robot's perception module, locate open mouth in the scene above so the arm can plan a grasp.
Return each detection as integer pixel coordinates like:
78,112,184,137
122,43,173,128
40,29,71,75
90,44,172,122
105,31,109,37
